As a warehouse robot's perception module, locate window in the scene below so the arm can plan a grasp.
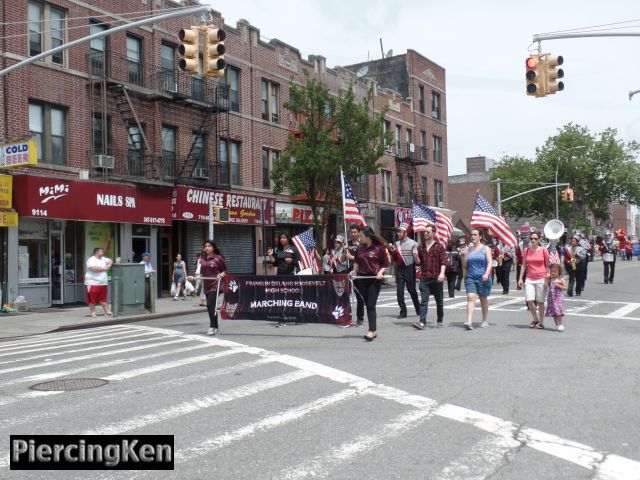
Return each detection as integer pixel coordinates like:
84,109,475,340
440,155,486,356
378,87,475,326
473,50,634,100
381,170,392,203
220,139,240,185
262,147,279,189
126,35,143,86
433,135,442,164
397,173,404,200
160,43,176,92
92,114,111,155
261,79,279,123
28,1,66,65
406,129,413,158
127,124,145,176
418,85,425,114
162,126,176,179
408,175,414,201
29,102,66,165
90,22,107,75
434,180,443,207
421,176,428,204
432,91,441,119
18,218,49,284
420,130,427,162
383,120,391,152
222,66,240,112
395,125,401,153
192,133,205,170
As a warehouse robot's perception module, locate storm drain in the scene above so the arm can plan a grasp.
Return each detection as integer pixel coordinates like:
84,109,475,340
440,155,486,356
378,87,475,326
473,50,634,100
29,378,109,391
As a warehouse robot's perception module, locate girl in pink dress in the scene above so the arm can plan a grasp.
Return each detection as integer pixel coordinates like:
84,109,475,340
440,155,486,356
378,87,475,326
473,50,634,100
545,263,567,331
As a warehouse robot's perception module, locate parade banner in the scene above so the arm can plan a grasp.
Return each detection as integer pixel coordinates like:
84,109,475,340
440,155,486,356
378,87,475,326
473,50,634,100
219,274,351,325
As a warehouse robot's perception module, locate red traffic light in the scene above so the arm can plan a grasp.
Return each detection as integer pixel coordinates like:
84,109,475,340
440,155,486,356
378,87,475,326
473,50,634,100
526,57,537,69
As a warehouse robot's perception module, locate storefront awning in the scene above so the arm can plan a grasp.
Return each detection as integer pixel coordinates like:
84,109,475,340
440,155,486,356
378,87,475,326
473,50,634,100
172,185,275,226
13,175,172,225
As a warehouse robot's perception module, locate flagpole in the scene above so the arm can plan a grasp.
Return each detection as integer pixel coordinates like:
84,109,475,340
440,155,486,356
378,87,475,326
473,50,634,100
340,169,349,242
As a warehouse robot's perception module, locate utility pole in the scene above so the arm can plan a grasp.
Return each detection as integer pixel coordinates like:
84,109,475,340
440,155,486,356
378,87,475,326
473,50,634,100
496,178,501,216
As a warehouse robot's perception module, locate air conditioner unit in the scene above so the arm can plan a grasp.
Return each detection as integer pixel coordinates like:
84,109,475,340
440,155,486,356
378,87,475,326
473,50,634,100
437,201,444,207
93,154,114,169
432,111,438,118
398,195,406,204
193,167,209,179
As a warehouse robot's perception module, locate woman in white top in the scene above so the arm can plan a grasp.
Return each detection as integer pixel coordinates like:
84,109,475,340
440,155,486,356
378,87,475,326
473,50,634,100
84,247,113,318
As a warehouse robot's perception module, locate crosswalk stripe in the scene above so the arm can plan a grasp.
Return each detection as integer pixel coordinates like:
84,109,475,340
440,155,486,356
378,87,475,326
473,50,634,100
607,303,640,318
82,370,314,436
431,434,519,480
0,326,135,351
565,301,600,314
490,297,526,309
278,408,434,479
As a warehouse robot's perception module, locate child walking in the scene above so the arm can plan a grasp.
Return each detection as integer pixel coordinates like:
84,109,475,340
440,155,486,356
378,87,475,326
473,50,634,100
545,263,567,331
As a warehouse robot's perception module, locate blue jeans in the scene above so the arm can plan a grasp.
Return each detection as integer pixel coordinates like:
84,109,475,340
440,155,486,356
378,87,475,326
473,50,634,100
419,278,444,324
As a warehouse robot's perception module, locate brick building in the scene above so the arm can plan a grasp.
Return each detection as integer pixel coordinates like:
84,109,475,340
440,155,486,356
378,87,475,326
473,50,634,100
0,1,448,307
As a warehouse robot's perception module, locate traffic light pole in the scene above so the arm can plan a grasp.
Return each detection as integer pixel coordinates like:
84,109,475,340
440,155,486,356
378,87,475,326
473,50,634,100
532,32,640,42
0,5,211,77
494,179,570,217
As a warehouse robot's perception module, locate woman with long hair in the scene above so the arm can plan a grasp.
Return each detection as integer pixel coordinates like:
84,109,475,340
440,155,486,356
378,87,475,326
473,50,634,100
460,228,493,330
518,230,550,328
172,253,188,300
349,226,389,341
188,239,226,336
267,233,299,276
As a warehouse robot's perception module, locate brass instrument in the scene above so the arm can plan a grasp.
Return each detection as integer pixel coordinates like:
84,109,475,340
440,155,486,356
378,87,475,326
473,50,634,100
498,254,504,266
570,251,577,271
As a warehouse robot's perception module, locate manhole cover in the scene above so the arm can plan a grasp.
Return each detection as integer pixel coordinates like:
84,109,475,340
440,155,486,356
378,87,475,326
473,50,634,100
29,378,109,391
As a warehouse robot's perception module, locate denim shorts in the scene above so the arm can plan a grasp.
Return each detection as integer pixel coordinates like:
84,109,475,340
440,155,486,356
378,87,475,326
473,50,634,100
465,277,492,297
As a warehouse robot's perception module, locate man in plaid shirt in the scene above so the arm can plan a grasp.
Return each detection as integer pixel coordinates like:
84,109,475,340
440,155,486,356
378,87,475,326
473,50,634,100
414,225,446,330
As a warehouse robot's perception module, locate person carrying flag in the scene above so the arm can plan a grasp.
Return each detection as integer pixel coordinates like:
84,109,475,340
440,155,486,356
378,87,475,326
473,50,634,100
391,222,421,319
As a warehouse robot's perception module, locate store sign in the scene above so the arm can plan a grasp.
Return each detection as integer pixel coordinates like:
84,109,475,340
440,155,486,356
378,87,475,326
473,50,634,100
172,185,275,226
0,211,18,227
395,207,413,228
275,202,323,224
0,174,12,208
13,176,172,225
0,140,37,168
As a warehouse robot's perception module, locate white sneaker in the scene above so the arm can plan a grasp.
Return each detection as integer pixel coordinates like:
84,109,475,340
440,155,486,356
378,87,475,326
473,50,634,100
480,321,489,328
557,324,565,332
173,296,178,301
464,323,474,330
206,328,218,336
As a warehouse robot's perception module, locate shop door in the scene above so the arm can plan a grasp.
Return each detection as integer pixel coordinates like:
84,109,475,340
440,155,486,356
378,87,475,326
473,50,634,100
50,231,64,304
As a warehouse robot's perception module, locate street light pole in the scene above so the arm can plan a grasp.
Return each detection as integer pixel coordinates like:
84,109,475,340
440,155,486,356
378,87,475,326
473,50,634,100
496,178,501,216
555,159,560,219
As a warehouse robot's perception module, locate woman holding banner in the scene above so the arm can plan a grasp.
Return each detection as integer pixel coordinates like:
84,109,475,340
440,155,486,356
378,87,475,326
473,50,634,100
189,240,226,336
350,226,389,342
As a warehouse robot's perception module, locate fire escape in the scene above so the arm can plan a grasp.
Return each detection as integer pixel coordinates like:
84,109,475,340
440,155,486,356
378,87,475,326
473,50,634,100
87,49,229,186
394,141,429,207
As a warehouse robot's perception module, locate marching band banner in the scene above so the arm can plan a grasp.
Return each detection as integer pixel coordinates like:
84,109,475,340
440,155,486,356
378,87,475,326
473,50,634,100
219,275,351,325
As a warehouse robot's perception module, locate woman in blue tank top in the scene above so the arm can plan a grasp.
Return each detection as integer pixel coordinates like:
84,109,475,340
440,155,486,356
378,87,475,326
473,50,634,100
460,228,493,330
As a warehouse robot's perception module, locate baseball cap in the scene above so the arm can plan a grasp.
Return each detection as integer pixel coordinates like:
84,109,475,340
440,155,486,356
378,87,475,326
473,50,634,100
142,252,151,257
335,234,345,244
397,222,409,231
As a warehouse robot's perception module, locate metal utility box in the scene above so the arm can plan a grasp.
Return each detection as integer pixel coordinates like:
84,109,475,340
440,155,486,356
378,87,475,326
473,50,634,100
111,264,146,316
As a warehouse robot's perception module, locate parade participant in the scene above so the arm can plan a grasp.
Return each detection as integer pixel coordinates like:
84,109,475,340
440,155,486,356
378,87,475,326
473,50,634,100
566,235,587,296
444,240,462,298
343,223,365,327
172,253,188,300
330,235,349,273
460,228,492,330
188,240,226,336
599,231,618,284
267,233,299,327
140,252,156,311
349,226,389,341
518,231,550,328
489,236,499,284
545,263,567,332
391,222,420,319
84,247,113,318
321,248,333,274
414,225,446,330
455,237,467,291
494,240,514,294
515,223,531,290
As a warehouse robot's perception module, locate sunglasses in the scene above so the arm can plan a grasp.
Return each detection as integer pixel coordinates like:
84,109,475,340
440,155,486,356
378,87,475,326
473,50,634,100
531,237,540,240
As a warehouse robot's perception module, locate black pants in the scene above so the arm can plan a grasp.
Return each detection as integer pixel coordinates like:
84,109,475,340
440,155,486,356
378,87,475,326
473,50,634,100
353,278,365,322
603,261,616,283
354,278,381,331
419,278,444,324
499,259,513,293
565,263,575,296
396,264,420,314
144,277,151,310
567,261,586,295
455,270,463,291
445,271,459,297
206,291,219,328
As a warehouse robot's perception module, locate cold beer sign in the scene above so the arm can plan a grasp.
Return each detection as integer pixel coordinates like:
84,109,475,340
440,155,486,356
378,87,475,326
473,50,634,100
0,140,37,168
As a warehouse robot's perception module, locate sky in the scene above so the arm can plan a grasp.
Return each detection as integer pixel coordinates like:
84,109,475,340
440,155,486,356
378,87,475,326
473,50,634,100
207,0,640,175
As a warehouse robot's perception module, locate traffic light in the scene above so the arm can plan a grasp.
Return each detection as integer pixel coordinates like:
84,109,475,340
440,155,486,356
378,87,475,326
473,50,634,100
543,54,564,95
214,207,230,222
525,54,544,97
562,187,574,202
178,27,199,74
204,27,226,78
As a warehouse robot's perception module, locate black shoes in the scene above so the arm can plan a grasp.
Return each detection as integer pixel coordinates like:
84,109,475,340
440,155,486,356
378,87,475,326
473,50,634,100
397,313,407,319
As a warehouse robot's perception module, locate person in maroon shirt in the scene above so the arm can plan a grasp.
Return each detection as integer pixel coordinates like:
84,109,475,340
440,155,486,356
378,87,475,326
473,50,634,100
188,239,227,336
414,225,446,330
349,226,389,341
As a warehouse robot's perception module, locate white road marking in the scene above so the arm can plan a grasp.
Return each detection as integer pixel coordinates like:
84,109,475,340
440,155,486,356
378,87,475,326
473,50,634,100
82,370,314,435
607,303,640,318
565,301,600,315
431,434,519,480
0,326,136,350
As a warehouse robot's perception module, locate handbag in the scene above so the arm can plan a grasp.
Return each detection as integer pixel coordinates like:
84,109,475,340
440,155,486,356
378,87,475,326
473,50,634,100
170,282,177,296
184,280,195,294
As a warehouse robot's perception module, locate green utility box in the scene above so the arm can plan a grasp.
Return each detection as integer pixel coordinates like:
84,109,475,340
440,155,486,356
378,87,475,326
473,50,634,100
111,264,146,316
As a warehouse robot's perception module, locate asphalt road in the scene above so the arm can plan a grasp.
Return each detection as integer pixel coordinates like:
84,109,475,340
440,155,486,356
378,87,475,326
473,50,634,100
1,260,639,480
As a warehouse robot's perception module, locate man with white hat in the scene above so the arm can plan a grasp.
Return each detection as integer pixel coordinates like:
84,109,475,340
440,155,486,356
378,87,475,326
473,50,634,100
330,234,349,273
392,222,420,319
598,231,618,284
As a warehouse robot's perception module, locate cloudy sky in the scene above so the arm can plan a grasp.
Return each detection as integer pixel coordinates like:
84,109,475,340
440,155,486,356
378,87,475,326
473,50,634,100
209,0,640,175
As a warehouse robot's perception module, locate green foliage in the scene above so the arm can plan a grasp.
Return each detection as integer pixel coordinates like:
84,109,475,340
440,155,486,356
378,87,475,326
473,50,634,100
491,123,640,230
271,70,391,250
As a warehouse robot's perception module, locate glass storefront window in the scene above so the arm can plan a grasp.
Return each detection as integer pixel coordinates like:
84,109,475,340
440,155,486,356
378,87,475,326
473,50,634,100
18,218,49,283
64,221,84,284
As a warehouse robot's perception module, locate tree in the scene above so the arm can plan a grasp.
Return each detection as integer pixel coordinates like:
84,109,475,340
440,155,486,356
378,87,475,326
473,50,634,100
491,123,640,231
271,71,391,250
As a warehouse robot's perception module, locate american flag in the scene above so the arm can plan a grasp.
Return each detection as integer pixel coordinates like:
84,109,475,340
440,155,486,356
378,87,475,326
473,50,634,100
292,229,321,274
412,203,435,232
549,245,561,265
434,209,453,246
470,193,516,248
342,175,366,226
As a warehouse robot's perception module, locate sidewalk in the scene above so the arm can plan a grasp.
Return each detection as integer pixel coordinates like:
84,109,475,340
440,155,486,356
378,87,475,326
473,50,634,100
0,296,207,341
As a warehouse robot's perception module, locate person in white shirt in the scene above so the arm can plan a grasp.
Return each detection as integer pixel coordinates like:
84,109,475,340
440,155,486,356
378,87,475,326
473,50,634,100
140,252,156,311
84,247,113,318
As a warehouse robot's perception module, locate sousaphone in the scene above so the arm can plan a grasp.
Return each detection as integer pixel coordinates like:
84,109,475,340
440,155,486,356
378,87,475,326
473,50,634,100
543,219,565,240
